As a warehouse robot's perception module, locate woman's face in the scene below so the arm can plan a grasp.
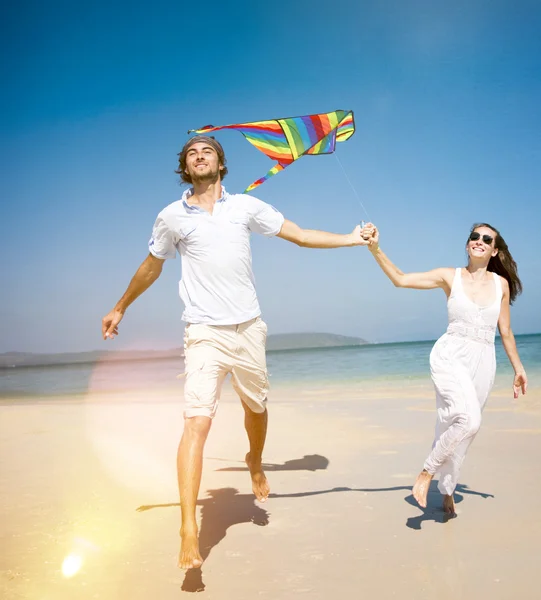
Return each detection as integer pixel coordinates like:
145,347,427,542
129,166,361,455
466,226,498,262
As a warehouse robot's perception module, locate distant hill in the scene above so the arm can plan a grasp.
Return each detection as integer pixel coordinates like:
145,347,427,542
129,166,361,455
0,349,181,368
0,333,369,368
266,332,367,351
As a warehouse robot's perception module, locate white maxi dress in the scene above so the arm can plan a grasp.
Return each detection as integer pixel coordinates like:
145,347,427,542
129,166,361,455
424,268,502,496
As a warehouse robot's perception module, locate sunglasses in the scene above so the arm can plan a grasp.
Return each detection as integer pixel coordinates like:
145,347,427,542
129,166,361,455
469,231,494,245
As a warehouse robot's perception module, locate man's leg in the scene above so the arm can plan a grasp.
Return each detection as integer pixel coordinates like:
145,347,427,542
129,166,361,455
179,322,232,569
177,416,211,569
241,401,270,502
232,317,271,502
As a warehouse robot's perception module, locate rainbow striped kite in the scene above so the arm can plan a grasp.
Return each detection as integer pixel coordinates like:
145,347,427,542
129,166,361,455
188,109,355,193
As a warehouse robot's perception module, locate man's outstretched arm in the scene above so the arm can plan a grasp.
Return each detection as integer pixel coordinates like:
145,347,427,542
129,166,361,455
102,253,165,339
276,219,367,248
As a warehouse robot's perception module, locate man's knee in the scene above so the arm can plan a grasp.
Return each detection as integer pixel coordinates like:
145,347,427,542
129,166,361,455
183,416,212,440
241,396,267,416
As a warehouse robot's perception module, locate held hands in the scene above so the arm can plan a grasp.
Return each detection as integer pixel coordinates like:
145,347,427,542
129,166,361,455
513,370,528,399
350,225,371,246
360,222,379,249
102,309,124,340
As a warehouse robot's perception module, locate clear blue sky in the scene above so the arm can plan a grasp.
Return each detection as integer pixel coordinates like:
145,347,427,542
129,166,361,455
1,0,540,353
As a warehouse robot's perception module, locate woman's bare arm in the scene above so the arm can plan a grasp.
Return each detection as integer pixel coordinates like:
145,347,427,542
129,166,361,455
497,278,528,398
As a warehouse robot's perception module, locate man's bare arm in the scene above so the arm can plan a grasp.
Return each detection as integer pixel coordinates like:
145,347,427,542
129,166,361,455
102,253,165,339
276,219,367,248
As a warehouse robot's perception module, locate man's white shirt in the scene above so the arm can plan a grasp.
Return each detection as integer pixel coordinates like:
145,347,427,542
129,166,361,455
149,187,284,325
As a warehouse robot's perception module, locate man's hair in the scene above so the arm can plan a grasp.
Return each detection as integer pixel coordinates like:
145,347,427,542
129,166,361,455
175,135,228,184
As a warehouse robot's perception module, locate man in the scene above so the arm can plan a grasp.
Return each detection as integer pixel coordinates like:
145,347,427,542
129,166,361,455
101,135,368,570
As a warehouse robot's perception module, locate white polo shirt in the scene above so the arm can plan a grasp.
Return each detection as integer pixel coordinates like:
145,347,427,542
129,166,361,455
149,186,285,325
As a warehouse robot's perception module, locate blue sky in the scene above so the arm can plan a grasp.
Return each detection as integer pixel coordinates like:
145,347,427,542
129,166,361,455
2,0,540,353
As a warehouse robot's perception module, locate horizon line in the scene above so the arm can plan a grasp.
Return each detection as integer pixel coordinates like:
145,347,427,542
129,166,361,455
1,330,539,358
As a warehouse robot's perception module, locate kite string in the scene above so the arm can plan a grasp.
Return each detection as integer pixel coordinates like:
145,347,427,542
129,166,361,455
334,153,371,223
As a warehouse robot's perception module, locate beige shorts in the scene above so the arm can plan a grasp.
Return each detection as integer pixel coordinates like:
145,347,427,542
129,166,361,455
183,317,269,418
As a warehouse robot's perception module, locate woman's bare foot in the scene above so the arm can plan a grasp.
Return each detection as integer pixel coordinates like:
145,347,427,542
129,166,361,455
412,470,434,508
245,452,270,502
443,494,456,517
178,527,203,570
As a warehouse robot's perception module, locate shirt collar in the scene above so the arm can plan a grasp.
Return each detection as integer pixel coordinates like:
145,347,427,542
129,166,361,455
182,186,229,212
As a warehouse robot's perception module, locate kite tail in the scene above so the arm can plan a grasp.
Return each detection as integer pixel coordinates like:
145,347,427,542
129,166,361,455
244,164,285,193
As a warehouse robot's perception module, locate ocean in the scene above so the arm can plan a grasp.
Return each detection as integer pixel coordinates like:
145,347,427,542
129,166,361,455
1,334,539,399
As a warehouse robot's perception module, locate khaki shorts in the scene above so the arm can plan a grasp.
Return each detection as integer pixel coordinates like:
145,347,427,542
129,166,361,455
183,317,269,418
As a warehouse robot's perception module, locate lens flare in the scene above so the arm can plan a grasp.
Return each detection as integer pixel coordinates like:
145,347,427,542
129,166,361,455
61,554,82,578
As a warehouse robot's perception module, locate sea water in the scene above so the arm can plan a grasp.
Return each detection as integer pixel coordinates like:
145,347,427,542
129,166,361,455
1,335,539,399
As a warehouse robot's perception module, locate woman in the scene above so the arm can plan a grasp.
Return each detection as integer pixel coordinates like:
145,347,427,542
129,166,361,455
362,222,528,515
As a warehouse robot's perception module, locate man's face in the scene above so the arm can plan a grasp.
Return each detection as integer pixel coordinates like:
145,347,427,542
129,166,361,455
185,142,223,183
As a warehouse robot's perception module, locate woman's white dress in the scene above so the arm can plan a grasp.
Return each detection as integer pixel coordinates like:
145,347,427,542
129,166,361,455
425,268,502,495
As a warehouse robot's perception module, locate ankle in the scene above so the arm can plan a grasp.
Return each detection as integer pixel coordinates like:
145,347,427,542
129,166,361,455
180,523,198,538
246,452,263,469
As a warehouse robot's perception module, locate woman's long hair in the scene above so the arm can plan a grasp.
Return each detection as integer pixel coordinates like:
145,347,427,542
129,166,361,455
468,223,522,304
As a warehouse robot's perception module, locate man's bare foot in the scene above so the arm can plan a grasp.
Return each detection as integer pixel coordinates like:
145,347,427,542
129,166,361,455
412,469,434,508
178,527,203,570
245,452,270,502
443,494,456,517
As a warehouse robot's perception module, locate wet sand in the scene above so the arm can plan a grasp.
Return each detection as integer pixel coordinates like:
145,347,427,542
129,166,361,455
1,381,540,599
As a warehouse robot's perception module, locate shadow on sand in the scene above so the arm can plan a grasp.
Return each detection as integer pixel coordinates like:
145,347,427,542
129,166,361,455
269,482,493,530
213,453,330,473
402,482,494,530
136,454,330,591
137,487,269,592
136,465,492,592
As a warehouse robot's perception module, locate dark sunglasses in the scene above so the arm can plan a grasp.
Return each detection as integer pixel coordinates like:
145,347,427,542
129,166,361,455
469,231,494,245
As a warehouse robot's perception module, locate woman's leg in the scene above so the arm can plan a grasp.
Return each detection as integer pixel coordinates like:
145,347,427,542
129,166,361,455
413,369,481,508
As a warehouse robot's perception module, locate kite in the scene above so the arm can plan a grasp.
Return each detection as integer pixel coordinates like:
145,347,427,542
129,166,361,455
188,109,355,193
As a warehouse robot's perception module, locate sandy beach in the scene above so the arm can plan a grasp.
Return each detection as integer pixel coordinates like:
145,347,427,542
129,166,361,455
1,380,540,599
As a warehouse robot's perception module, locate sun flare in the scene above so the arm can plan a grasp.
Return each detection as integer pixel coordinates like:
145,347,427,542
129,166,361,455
61,554,83,578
